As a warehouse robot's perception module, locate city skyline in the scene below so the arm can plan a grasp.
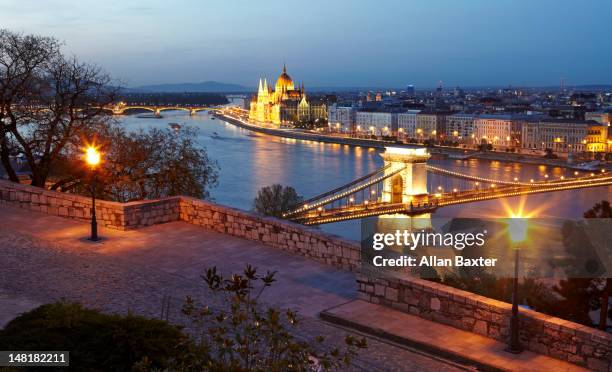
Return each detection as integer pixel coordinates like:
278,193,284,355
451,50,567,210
2,0,612,88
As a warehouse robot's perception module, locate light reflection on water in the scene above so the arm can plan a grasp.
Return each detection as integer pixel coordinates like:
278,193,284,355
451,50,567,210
119,111,610,241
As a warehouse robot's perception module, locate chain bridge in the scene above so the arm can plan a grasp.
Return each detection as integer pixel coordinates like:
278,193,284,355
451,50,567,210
283,147,612,225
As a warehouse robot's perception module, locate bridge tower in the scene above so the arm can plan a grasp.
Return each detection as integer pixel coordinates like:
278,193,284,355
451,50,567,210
154,108,161,117
380,147,430,204
189,109,197,116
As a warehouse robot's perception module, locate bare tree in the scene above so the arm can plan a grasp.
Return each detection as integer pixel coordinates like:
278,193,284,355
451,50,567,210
0,29,117,187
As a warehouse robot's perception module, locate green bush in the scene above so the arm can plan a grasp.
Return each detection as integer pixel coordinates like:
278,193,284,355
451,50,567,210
0,302,190,371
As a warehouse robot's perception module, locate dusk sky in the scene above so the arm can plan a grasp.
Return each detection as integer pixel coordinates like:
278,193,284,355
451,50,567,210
2,0,611,88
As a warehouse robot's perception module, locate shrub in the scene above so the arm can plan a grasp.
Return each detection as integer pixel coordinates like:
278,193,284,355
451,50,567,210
0,302,190,371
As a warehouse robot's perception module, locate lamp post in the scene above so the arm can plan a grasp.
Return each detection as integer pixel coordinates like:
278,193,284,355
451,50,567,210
85,146,101,241
506,216,527,354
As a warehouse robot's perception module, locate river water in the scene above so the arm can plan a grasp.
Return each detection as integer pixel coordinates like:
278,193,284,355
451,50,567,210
119,110,610,241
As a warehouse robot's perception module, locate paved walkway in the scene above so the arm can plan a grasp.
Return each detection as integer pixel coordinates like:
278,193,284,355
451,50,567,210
0,205,465,371
322,300,587,372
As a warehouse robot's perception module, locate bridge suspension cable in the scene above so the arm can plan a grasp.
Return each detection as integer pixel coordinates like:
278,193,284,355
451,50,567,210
283,164,404,217
298,164,392,206
426,165,543,186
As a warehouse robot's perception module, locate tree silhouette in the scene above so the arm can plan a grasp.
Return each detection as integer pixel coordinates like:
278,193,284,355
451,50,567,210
253,184,302,218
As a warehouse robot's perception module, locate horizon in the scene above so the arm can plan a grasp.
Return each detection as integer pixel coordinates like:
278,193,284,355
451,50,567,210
128,79,612,91
2,0,612,88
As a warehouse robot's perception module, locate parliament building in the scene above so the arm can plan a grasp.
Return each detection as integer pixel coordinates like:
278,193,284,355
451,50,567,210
249,65,327,126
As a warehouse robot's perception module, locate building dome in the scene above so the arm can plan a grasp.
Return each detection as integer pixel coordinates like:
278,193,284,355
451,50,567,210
275,64,295,92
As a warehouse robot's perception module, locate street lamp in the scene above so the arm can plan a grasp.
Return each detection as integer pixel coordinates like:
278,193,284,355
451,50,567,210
506,216,527,354
85,146,101,241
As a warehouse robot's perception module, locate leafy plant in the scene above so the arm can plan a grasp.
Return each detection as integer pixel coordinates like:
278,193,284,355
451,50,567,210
180,265,367,371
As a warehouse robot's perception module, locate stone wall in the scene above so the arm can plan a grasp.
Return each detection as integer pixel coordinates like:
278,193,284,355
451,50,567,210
0,179,180,230
0,180,360,271
356,271,612,371
179,197,360,271
123,197,181,229
0,179,126,229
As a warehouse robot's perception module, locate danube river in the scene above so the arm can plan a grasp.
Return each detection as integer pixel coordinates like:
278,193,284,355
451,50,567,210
120,110,610,240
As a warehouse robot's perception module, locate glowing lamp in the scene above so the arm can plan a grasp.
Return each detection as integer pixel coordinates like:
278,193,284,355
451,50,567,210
85,147,101,167
508,217,527,243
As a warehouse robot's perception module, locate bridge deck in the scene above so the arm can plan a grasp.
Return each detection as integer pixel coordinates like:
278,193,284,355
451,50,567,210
291,174,612,225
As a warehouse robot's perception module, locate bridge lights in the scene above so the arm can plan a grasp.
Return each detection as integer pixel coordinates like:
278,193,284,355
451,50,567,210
452,188,458,193
513,177,518,182
530,179,534,183
437,186,442,191
560,176,565,180
544,174,549,179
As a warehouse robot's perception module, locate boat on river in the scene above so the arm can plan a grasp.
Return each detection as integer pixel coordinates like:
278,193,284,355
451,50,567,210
574,160,603,171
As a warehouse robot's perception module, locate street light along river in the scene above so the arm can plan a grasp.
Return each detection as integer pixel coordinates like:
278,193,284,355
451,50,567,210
119,109,611,241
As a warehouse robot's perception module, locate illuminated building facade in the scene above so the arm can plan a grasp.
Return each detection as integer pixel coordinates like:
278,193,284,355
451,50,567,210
355,111,397,135
328,105,356,132
416,112,445,139
473,114,522,149
521,119,608,153
397,111,419,138
445,113,475,142
249,65,326,126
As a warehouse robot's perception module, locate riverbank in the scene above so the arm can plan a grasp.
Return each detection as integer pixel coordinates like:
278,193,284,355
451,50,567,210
215,112,610,171
215,112,393,149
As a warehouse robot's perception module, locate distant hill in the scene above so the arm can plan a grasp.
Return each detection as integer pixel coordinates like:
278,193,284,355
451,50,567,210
128,81,249,93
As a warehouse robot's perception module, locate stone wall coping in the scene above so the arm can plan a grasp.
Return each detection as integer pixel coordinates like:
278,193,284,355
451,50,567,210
121,196,181,208
0,179,125,207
